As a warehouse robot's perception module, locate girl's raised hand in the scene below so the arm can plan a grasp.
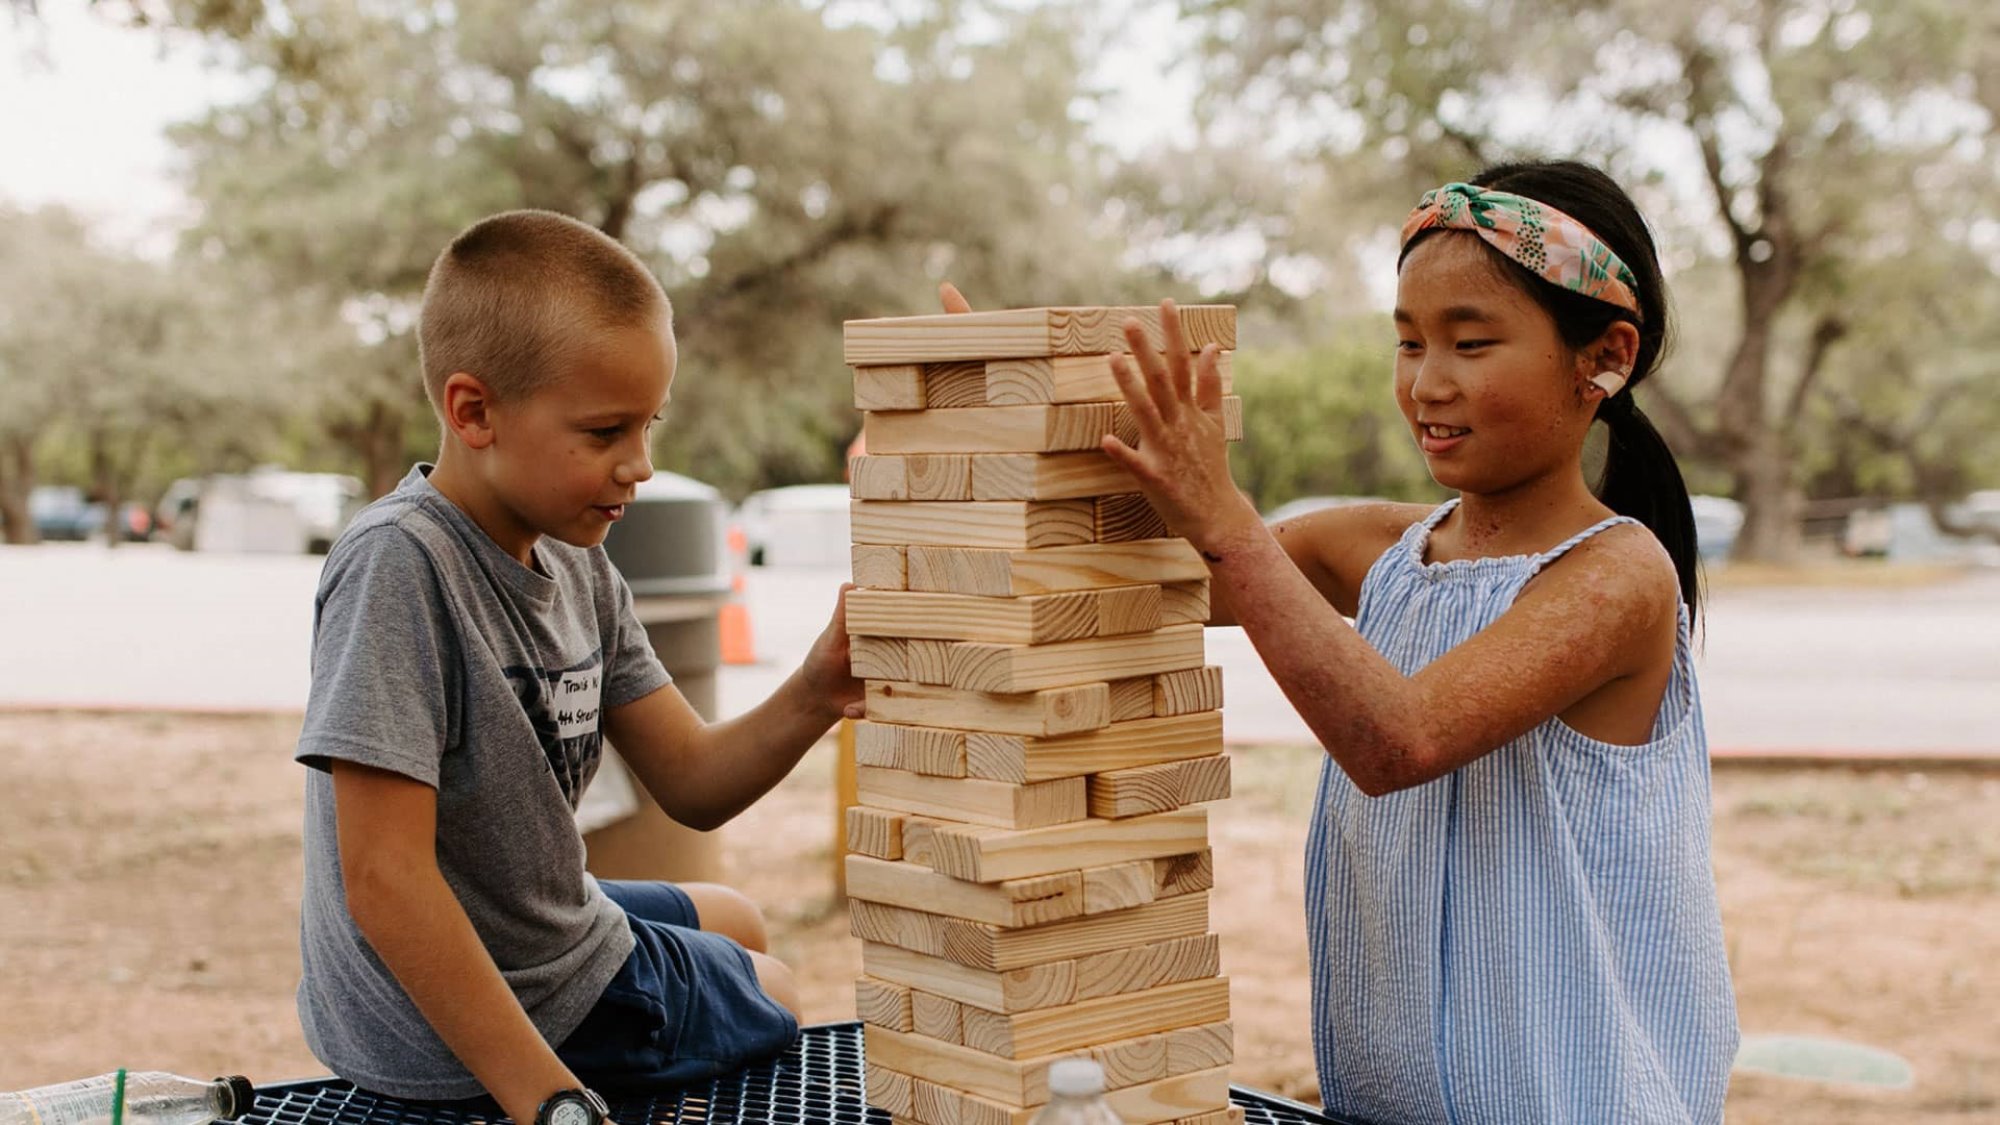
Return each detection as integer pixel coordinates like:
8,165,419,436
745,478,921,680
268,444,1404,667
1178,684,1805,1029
1101,300,1260,555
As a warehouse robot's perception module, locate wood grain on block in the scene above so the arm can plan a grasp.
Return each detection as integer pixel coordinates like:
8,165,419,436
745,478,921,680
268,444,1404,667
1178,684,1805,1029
865,681,1110,738
1158,581,1211,627
1152,666,1222,715
846,856,1083,928
947,623,1205,694
911,990,965,1044
854,364,926,410
864,403,1119,455
852,544,909,590
857,976,915,1032
846,806,906,860
850,455,975,502
843,306,1236,365
1077,851,1216,916
863,1023,1233,1110
985,351,1237,406
906,539,1208,597
923,360,989,408
866,1063,917,1118
917,809,1212,883
910,1065,1232,1125
850,893,1208,972
854,721,966,777
1095,584,1164,636
852,500,1095,550
959,976,1230,1059
1087,754,1232,819
903,638,957,685
1074,934,1222,1002
1155,849,1217,897
863,941,1077,1014
971,451,1139,502
965,712,1225,784
851,635,910,680
1106,676,1157,723
857,766,1086,830
847,589,1100,645
1171,1108,1245,1125
1096,494,1170,543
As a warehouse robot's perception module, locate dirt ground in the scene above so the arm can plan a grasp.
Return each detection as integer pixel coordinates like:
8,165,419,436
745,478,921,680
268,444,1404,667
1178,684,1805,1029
1,713,1994,1122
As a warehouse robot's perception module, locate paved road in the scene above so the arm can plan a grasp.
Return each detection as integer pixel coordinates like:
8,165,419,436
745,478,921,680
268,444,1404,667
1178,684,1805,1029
3,543,1996,752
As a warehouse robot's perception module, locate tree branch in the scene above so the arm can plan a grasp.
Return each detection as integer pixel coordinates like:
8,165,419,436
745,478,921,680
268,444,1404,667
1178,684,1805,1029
1779,313,1848,441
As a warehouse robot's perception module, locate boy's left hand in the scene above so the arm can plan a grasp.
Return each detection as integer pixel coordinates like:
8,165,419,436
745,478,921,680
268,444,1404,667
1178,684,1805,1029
801,584,866,721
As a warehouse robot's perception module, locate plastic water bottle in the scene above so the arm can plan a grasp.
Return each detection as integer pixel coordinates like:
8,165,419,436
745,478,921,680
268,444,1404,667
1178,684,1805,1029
0,1071,254,1125
1029,1060,1122,1124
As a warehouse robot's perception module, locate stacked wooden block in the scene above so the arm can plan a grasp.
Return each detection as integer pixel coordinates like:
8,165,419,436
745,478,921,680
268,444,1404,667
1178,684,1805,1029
841,307,1243,1125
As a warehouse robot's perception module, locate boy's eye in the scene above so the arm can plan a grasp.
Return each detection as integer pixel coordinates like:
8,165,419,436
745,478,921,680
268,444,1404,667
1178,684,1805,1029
588,426,623,440
1456,339,1497,351
1396,340,1423,353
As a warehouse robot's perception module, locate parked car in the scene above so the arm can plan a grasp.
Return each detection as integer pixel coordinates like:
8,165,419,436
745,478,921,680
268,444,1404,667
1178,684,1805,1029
156,469,366,554
28,485,150,542
1689,495,1743,563
732,484,851,568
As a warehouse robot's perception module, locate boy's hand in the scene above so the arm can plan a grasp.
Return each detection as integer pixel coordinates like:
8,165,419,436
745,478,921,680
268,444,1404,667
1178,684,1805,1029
802,583,865,720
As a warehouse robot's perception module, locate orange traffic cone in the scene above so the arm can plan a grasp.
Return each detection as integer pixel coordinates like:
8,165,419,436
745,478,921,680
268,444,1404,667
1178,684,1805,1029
720,523,756,665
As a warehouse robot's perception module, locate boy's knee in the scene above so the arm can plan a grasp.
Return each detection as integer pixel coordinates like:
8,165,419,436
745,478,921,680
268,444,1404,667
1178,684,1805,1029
681,882,770,953
747,950,800,1017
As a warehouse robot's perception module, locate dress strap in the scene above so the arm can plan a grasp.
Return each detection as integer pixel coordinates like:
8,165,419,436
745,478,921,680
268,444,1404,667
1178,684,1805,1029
1530,513,1643,573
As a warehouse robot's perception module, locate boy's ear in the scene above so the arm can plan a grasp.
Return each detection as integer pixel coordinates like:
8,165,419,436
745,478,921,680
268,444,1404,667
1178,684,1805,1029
440,372,499,449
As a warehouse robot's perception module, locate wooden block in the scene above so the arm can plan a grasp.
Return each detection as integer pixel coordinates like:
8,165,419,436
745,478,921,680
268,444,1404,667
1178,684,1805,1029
986,351,1236,406
1095,584,1164,636
864,1023,1233,1109
1158,580,1211,627
907,539,1208,596
849,893,1209,971
1173,1108,1245,1125
847,589,1100,645
1074,934,1222,1002
912,990,966,1045
947,624,1205,693
1096,493,1170,543
852,500,1095,550
865,681,1110,738
1087,754,1232,819
857,766,1086,830
846,806,906,860
1076,851,1216,916
971,452,1139,501
918,809,1212,883
960,977,1230,1059
847,856,1084,928
865,403,1120,455
864,941,1078,1013
1106,677,1157,723
843,306,1236,365
1161,1020,1234,1074
924,360,989,407
857,976,915,1031
1154,850,1216,898
867,1062,917,1117
854,721,966,776
853,544,909,590
914,1066,1231,1125
855,364,926,410
966,712,1224,784
1153,666,1222,715
852,635,910,680
850,455,975,501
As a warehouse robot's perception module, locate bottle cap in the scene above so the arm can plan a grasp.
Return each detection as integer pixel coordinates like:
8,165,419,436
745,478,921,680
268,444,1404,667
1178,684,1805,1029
218,1078,256,1119
1046,1059,1105,1098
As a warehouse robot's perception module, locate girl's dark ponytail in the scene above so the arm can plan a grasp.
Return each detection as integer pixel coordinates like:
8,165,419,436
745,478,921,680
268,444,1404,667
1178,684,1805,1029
1468,161,1703,620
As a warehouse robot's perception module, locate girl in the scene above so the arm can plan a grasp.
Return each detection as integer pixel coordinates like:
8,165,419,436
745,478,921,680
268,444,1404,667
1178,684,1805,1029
1095,161,1739,1123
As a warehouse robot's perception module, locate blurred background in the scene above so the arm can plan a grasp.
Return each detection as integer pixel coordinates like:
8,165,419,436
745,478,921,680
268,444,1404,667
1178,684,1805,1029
1,1,1995,1123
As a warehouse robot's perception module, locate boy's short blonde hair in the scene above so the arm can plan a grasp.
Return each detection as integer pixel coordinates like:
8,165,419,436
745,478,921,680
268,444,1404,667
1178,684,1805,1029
419,210,668,410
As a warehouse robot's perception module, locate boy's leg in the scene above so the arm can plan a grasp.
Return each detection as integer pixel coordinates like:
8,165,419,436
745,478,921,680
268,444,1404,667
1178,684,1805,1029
675,882,771,954
618,880,798,1016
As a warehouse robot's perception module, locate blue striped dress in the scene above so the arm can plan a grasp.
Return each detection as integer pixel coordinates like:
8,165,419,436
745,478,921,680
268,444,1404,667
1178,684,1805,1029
1304,499,1738,1124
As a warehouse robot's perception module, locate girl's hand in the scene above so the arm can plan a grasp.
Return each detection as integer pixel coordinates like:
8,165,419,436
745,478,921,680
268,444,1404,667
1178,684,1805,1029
940,281,973,314
1102,300,1261,556
800,584,865,720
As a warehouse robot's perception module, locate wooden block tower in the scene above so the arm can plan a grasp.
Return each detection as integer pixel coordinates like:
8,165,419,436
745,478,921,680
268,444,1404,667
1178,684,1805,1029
841,306,1245,1125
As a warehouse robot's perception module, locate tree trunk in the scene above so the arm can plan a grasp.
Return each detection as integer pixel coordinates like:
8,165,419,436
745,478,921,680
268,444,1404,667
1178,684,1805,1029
90,431,125,550
364,399,407,499
0,435,39,545
1714,251,1806,564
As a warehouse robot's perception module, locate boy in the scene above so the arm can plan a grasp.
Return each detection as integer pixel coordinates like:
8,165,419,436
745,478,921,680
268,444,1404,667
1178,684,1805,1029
293,210,863,1125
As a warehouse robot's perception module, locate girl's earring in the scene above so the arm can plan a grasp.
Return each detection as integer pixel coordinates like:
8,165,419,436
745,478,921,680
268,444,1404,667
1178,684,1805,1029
1591,370,1628,398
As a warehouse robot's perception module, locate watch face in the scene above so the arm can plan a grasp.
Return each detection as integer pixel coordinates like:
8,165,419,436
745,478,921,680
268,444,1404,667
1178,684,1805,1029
549,1100,594,1125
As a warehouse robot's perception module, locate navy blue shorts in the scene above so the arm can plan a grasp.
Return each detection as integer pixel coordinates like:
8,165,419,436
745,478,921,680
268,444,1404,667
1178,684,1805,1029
555,880,799,1091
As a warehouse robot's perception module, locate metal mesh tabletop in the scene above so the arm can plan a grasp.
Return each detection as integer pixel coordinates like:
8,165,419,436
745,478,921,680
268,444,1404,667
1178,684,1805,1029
241,1022,1351,1125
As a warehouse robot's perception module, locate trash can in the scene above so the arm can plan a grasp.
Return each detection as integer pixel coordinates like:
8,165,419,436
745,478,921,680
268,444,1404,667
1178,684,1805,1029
584,471,735,884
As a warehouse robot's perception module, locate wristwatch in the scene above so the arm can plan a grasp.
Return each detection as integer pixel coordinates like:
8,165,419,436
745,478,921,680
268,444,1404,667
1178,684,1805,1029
533,1088,608,1125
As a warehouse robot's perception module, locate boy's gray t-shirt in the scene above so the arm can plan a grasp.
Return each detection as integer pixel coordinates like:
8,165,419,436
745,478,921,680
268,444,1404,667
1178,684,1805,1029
295,465,672,1099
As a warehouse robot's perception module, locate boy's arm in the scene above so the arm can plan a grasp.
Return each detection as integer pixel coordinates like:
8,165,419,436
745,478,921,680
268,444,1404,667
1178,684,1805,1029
332,760,583,1125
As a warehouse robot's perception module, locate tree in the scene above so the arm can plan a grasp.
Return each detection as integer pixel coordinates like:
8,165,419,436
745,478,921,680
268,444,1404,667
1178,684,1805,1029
1182,0,1999,560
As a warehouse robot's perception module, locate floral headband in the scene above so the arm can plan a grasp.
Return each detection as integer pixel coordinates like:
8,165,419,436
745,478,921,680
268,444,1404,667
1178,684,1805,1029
1400,182,1643,323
